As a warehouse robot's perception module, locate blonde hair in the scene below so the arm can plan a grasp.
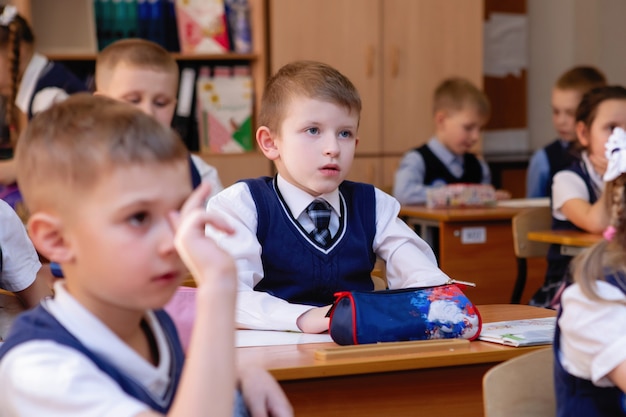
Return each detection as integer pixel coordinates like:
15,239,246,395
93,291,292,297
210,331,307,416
572,174,626,301
433,77,490,117
555,66,607,94
259,60,361,132
95,38,179,92
15,94,188,212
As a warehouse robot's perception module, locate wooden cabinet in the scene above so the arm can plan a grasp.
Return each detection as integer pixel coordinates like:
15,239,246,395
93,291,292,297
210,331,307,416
10,0,273,187
269,0,483,189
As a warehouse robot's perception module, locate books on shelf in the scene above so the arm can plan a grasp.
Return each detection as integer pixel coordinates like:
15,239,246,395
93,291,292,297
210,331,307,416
91,0,252,53
195,65,253,153
478,317,556,347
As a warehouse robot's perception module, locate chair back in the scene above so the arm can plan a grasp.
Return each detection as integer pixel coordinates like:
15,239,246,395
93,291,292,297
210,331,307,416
512,206,552,258
483,348,555,417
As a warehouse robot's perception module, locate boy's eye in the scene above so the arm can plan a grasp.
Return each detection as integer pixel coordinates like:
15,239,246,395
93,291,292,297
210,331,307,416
154,99,172,108
128,211,149,226
306,127,320,135
339,130,353,139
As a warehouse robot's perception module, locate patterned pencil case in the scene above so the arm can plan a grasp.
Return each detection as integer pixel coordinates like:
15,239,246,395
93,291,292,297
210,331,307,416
328,283,482,345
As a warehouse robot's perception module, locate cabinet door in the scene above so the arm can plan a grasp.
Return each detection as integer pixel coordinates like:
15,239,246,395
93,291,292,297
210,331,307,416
269,0,381,154
382,0,483,154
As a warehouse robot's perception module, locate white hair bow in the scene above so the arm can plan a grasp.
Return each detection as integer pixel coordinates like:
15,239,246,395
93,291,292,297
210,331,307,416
604,127,626,181
0,5,17,27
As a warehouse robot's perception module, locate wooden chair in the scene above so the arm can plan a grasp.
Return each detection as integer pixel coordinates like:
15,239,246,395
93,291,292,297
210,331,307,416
511,206,552,303
483,348,556,417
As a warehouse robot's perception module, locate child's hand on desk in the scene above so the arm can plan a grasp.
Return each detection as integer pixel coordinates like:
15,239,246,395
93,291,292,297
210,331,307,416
296,305,332,334
239,366,294,417
169,182,236,288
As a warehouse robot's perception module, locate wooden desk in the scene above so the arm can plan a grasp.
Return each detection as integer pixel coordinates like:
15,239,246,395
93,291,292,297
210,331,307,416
527,230,602,256
238,304,555,417
399,205,545,305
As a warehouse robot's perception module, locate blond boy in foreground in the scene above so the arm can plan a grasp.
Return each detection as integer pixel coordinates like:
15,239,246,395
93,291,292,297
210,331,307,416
0,95,291,417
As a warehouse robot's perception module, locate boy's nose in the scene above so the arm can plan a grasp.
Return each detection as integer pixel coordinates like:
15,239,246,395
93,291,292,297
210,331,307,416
157,221,177,256
323,136,340,156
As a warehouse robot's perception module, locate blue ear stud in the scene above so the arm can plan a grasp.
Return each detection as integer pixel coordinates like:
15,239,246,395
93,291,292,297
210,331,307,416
50,262,64,278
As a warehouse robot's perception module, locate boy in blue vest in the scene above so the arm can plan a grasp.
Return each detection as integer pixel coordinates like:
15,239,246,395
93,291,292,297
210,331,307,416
526,66,606,198
393,77,491,205
206,61,450,334
95,38,223,195
0,95,292,417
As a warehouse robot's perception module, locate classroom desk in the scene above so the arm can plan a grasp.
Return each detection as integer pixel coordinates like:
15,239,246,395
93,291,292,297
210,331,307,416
399,205,545,305
237,304,555,417
527,229,602,256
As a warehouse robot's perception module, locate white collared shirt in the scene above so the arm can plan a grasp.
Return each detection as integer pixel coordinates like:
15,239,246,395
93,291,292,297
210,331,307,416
206,174,450,331
0,281,172,416
552,151,604,221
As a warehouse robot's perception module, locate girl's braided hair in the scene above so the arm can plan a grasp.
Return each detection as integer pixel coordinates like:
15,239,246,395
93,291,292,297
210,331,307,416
0,5,34,142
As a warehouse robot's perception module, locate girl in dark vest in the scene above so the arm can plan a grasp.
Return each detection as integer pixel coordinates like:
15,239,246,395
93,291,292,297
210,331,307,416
555,126,626,416
530,86,626,308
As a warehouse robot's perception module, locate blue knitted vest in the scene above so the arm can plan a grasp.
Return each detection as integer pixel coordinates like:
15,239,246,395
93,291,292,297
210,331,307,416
242,177,377,306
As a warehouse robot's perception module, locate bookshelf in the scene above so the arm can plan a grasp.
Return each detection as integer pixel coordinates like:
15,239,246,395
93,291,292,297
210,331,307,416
9,0,273,186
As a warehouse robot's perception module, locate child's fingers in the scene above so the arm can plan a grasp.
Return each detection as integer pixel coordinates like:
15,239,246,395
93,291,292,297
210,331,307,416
180,181,212,217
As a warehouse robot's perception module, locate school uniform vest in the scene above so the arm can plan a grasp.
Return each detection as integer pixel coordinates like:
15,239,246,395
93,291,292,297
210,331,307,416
188,155,201,189
243,177,377,306
0,306,184,413
415,144,483,186
549,160,598,262
554,273,626,416
530,159,599,307
544,139,576,197
27,62,88,119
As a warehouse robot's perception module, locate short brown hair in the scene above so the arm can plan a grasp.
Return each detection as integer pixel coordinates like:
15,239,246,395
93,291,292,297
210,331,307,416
95,38,179,91
555,66,606,93
433,77,490,117
15,94,188,212
259,60,361,132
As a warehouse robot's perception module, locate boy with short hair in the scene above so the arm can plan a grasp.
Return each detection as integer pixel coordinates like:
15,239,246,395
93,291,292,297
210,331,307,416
95,38,223,196
526,65,606,198
206,60,450,334
0,95,292,417
393,77,491,205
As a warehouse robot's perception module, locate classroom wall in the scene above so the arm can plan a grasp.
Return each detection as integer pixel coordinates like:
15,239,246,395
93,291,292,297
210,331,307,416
528,0,626,151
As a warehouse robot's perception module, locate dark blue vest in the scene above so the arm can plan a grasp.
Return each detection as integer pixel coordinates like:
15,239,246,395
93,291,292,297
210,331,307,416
242,177,377,306
544,139,575,198
415,144,483,186
554,273,626,416
0,306,183,413
530,159,599,308
27,62,88,119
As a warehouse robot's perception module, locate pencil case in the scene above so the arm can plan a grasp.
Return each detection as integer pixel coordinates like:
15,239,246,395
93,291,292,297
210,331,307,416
328,283,482,345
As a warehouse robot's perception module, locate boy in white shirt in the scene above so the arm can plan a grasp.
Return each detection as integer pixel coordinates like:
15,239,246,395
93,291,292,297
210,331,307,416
0,95,291,417
206,61,450,333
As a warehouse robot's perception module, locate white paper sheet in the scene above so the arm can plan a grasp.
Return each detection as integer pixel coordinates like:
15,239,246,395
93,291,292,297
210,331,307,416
236,330,333,347
484,12,528,77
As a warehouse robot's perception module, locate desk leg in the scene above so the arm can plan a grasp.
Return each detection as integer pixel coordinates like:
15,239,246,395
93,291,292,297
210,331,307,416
279,364,492,417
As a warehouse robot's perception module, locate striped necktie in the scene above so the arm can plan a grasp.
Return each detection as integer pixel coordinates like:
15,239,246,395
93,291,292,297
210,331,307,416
306,199,332,247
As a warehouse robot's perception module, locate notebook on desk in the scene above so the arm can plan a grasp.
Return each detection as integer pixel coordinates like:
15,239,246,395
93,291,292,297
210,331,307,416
478,317,556,347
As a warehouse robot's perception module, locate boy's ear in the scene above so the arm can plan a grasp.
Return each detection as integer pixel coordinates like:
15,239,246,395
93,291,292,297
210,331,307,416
256,126,280,160
27,212,74,264
434,110,448,129
576,120,589,147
